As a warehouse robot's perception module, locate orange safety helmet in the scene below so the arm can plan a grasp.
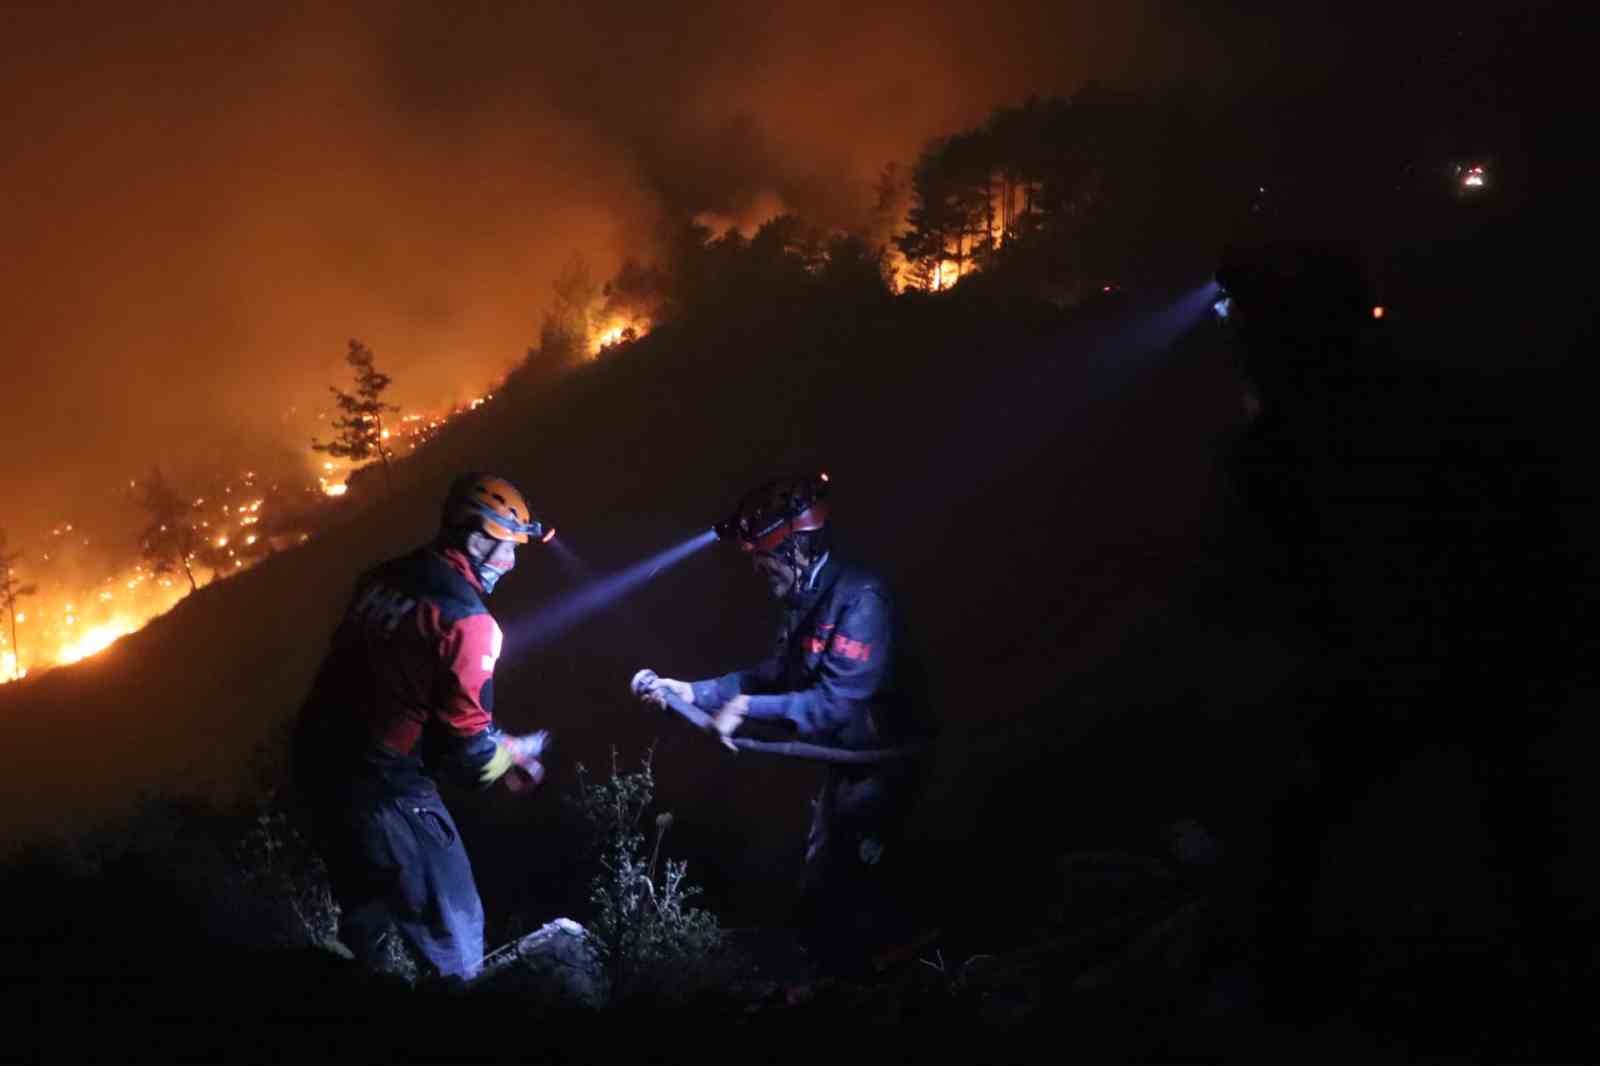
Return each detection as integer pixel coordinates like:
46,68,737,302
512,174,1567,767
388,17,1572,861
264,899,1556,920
441,473,552,545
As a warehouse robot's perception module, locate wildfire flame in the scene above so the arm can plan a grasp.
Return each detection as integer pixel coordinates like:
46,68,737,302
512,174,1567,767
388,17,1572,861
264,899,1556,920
2,369,524,685
3,560,189,683
57,621,135,665
881,171,1041,294
590,315,650,356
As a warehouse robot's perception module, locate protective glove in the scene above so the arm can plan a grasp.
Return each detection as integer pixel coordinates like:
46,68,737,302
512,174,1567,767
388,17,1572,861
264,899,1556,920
502,730,550,769
491,730,549,792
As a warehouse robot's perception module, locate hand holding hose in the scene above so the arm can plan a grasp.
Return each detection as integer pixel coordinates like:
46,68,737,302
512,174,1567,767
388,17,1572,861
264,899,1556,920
629,670,924,765
710,695,748,742
631,669,738,751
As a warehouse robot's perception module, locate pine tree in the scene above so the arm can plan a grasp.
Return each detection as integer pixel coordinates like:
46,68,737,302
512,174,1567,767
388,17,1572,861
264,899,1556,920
311,339,399,494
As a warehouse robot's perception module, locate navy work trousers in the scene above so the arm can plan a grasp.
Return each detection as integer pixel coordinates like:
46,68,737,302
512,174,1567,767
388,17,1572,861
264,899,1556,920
794,761,923,976
320,786,487,980
290,729,487,980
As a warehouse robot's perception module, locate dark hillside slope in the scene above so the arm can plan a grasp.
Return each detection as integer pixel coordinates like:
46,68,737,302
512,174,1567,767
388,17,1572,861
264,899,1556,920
6,234,1588,1013
5,216,1595,1052
0,282,1241,895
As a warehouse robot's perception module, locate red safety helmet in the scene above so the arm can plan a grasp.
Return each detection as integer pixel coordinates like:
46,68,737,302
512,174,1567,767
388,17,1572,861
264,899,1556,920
714,473,831,554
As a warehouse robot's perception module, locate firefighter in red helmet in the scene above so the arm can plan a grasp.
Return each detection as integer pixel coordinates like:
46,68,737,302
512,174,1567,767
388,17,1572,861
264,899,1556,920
640,473,937,979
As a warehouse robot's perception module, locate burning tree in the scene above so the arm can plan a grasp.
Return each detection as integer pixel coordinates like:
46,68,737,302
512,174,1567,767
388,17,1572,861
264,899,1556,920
312,339,398,494
887,86,1187,297
0,530,38,681
896,139,977,292
138,468,202,592
535,255,602,366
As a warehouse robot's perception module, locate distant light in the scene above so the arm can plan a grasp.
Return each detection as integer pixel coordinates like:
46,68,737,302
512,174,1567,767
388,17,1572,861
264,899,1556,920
1372,305,1385,320
541,527,557,544
1212,296,1232,320
819,472,830,482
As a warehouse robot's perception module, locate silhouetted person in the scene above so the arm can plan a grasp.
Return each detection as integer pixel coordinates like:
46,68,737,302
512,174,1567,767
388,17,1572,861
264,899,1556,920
1216,238,1569,1030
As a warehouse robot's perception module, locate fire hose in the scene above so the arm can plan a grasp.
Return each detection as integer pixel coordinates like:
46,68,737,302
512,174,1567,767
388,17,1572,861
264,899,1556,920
629,670,927,766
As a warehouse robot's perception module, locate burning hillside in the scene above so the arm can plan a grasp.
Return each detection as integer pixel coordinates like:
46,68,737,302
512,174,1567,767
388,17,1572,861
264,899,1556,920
0,297,665,687
1,79,1252,687
3,469,312,684
0,369,584,684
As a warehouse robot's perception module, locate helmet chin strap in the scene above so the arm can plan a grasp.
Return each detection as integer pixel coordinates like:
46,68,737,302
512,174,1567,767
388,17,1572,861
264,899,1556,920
778,538,814,607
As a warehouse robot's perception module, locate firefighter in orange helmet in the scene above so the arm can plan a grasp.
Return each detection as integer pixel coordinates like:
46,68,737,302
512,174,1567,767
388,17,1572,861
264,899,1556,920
291,473,554,981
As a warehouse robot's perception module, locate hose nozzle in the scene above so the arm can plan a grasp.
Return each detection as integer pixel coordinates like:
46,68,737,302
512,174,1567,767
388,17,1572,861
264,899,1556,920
630,668,659,698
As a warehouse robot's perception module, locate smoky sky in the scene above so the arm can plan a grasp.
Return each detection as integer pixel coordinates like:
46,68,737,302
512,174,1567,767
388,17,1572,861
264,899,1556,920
0,0,1340,543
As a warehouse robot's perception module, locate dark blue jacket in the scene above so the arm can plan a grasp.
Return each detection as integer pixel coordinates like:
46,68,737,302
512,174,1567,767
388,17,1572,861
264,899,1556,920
692,557,934,750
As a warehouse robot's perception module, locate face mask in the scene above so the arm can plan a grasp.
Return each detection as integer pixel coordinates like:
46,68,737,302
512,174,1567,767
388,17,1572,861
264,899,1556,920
468,539,512,595
476,563,506,595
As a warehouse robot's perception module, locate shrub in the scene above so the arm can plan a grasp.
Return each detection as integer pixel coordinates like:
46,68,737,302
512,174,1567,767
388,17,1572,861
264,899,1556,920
567,747,725,1006
231,806,340,947
230,796,421,983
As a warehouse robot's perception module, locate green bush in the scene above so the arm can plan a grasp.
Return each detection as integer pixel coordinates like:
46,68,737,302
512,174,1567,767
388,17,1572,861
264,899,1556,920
230,796,421,983
231,806,340,947
567,747,726,1006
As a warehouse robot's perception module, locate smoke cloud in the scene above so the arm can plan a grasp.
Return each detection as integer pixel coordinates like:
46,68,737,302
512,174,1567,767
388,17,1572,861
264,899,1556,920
0,0,1322,542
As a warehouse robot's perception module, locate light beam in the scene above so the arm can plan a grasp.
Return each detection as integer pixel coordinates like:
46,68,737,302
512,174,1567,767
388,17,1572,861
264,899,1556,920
507,529,716,649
